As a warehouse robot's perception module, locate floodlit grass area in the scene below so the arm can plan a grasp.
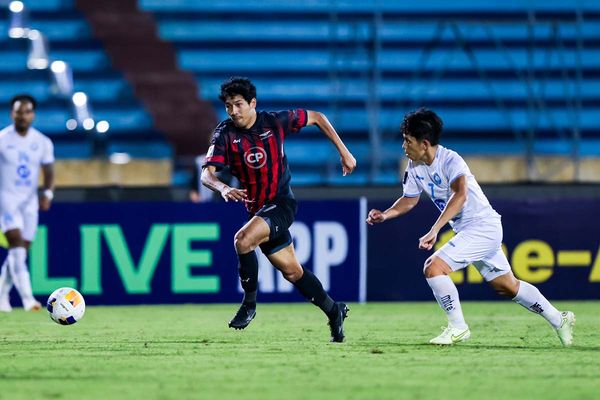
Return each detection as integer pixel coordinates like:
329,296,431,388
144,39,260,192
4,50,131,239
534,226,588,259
1,301,599,400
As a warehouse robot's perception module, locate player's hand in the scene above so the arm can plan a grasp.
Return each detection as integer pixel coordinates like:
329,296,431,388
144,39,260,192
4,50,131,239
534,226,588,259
340,152,356,176
39,196,52,211
189,190,201,203
366,209,386,225
221,186,247,202
419,229,438,250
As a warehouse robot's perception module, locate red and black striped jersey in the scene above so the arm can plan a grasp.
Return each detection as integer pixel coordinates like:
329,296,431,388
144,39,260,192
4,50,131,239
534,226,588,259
203,109,308,214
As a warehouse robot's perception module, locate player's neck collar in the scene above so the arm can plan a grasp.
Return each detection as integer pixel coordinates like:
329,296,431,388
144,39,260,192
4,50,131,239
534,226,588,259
235,112,259,132
12,125,30,137
423,145,440,166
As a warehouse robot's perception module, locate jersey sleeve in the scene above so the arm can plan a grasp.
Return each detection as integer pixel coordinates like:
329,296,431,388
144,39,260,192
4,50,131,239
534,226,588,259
203,128,227,169
41,137,55,165
273,109,308,136
402,165,422,198
444,152,469,184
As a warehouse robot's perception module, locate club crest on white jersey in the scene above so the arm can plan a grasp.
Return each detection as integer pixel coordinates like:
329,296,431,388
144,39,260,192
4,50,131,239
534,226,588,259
402,145,500,231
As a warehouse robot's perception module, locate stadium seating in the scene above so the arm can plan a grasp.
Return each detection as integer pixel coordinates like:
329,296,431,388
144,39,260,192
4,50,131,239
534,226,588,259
0,0,171,168
5,1,597,185
139,0,600,185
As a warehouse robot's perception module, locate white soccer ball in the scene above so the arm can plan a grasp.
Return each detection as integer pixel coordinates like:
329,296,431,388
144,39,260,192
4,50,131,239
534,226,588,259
46,287,86,325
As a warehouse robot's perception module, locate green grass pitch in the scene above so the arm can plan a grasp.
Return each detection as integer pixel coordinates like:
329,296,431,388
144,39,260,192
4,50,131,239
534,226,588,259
1,301,599,400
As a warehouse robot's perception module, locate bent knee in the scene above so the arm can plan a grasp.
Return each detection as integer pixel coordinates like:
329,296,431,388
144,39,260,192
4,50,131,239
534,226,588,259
5,230,25,248
423,257,452,278
493,283,519,298
234,230,258,253
281,265,303,283
490,273,520,298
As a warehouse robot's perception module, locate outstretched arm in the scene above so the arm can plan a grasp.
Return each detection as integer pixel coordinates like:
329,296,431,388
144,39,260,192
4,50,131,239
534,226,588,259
418,175,467,250
201,165,247,202
366,195,420,225
307,110,356,175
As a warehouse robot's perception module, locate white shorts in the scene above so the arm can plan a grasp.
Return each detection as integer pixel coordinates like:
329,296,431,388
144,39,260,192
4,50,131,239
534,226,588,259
0,198,39,242
433,218,511,282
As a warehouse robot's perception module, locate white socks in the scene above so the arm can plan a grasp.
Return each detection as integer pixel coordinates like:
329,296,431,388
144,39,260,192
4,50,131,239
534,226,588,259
426,275,562,330
513,280,562,328
0,259,12,305
7,247,36,309
426,275,468,329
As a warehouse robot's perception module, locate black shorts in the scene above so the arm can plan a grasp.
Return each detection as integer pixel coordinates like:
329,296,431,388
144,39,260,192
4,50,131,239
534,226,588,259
255,197,297,255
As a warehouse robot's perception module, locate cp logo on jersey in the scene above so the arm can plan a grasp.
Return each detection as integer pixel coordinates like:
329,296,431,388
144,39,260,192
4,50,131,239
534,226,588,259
244,147,267,169
17,164,31,178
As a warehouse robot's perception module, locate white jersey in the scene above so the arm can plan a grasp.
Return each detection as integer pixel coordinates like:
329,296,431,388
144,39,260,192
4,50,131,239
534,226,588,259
402,145,500,231
0,125,54,209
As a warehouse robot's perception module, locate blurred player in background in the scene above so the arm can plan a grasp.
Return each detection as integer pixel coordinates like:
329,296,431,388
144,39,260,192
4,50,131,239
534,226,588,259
202,77,356,342
366,108,575,346
0,94,55,312
189,153,238,203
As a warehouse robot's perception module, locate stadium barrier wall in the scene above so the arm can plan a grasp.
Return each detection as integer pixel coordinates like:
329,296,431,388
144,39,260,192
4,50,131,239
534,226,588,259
2,198,598,305
18,200,365,305
368,199,600,301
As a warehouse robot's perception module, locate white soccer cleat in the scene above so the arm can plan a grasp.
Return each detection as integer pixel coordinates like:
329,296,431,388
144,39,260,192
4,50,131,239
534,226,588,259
555,311,575,346
24,300,42,312
429,324,471,345
0,300,12,313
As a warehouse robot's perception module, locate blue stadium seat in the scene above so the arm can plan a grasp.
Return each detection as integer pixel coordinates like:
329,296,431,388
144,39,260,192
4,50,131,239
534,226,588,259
107,141,173,159
156,21,370,43
53,140,94,158
155,20,600,44
197,77,600,103
177,48,600,74
288,171,325,186
0,79,133,103
0,0,168,162
209,107,600,138
16,0,75,11
138,0,600,184
140,0,600,14
327,171,369,185
0,20,92,42
0,108,154,136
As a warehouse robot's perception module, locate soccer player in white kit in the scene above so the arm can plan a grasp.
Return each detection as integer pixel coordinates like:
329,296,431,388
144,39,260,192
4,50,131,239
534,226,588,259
0,95,55,312
366,108,575,346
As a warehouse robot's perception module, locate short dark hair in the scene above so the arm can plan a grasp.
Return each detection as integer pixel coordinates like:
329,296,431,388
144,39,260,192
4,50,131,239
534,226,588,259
219,76,256,103
401,108,443,146
10,94,37,110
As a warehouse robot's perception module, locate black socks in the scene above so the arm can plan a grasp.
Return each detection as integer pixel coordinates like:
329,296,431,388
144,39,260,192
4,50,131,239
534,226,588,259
293,267,336,318
238,251,258,307
238,253,336,319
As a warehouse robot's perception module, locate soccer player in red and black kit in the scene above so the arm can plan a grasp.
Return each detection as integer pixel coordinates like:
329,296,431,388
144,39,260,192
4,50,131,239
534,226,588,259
201,77,357,342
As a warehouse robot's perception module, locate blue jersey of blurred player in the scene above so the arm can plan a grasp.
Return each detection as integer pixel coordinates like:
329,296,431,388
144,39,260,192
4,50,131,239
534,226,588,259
0,94,55,312
366,108,575,346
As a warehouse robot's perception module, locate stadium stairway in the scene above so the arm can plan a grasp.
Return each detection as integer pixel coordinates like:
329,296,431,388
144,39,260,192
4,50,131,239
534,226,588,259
75,0,217,157
0,0,177,186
